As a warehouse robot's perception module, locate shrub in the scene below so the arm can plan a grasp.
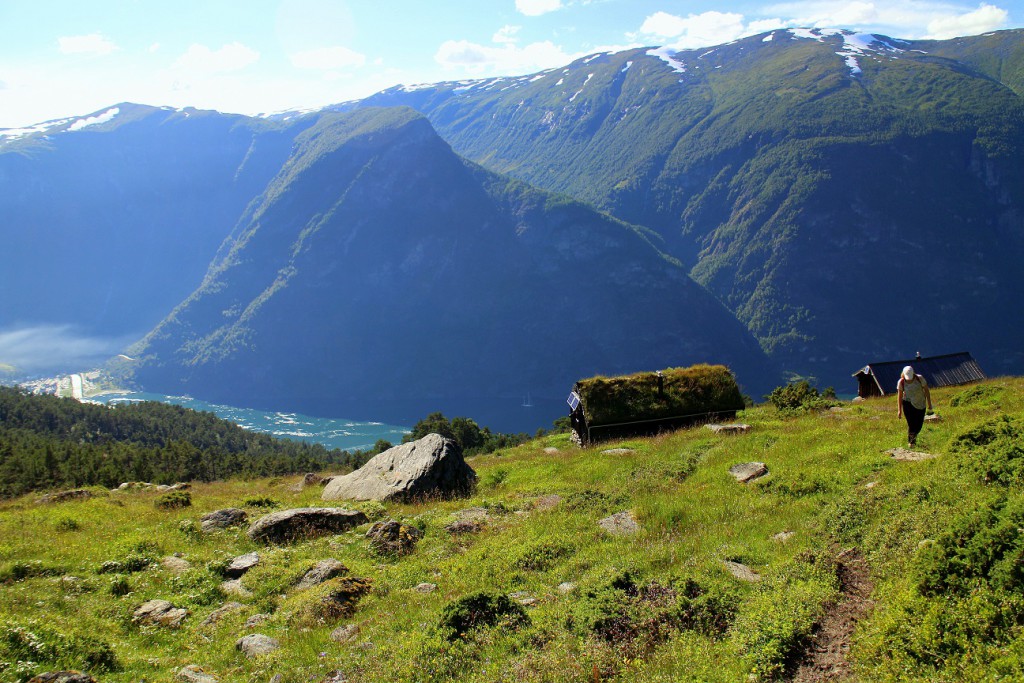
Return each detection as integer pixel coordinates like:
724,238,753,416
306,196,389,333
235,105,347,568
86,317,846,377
0,561,64,584
155,490,192,509
513,541,575,571
297,577,373,625
0,623,119,675
765,381,839,412
950,416,1024,485
54,517,81,532
438,590,529,640
243,496,279,509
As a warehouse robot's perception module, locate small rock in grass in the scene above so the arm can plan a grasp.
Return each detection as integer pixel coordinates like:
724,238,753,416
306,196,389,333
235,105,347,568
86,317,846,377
772,531,795,543
706,423,751,435
28,673,97,683
330,624,360,643
220,579,252,597
161,555,192,574
414,582,437,593
201,601,243,626
557,582,576,594
133,599,188,628
886,448,937,462
729,462,768,483
225,552,260,578
176,665,220,683
598,510,640,536
601,448,634,455
245,613,272,629
236,634,280,658
296,559,348,589
200,508,248,533
723,560,761,583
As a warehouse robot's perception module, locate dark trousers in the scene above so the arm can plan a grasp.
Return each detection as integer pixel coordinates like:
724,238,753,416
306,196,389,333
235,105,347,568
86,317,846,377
903,400,925,445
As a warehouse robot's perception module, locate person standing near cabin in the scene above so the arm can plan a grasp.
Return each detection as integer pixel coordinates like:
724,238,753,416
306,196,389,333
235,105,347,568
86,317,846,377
896,366,932,447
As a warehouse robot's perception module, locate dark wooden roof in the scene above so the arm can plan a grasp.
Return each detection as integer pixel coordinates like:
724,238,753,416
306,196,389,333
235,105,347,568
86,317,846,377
853,352,986,395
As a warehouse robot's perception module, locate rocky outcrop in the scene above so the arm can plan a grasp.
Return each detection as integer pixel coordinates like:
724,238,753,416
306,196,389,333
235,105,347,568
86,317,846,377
236,634,280,658
200,508,248,533
366,520,423,556
36,489,94,505
322,434,475,502
225,552,260,578
296,559,348,590
247,507,368,544
133,599,188,628
28,673,96,683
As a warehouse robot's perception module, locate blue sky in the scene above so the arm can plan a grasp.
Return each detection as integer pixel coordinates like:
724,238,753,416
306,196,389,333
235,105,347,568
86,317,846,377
1,0,1021,128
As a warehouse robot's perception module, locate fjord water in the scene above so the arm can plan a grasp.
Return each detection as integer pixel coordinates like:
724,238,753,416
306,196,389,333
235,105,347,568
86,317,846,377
88,392,410,452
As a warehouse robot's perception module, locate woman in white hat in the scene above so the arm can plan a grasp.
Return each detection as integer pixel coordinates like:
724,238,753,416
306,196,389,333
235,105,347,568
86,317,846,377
897,365,932,447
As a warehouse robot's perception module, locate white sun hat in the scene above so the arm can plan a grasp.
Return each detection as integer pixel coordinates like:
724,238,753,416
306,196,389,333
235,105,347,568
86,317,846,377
902,366,915,381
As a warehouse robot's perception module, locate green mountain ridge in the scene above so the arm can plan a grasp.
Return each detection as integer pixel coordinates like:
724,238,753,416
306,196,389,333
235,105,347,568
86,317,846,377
120,107,774,429
346,29,1024,384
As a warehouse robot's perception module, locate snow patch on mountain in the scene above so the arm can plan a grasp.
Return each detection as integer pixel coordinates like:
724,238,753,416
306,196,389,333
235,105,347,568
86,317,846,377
787,28,908,76
67,107,120,131
647,46,686,74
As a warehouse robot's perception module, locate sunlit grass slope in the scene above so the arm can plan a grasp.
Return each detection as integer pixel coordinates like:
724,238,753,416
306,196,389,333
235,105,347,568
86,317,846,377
3,377,1024,682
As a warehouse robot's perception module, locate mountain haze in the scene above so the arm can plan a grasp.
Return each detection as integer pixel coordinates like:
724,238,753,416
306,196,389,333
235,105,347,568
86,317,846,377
121,107,772,429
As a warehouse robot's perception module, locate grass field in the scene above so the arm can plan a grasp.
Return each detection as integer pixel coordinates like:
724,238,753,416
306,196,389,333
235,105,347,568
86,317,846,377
3,378,1024,682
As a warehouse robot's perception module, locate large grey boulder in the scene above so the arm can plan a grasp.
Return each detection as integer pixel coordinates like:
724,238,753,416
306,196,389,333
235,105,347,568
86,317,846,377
322,434,475,502
247,507,368,544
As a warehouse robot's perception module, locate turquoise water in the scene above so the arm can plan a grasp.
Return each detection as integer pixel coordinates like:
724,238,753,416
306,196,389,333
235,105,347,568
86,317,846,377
87,392,410,452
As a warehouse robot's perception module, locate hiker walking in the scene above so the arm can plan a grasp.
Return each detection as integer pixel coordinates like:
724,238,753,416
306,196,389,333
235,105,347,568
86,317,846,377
897,365,932,447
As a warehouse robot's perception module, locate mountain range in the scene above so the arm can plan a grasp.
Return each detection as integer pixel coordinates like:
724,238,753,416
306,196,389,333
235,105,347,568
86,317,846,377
3,27,1024,429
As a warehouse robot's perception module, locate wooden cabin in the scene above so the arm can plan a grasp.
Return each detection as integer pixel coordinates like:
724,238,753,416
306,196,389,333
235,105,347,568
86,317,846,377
853,351,986,398
567,364,745,447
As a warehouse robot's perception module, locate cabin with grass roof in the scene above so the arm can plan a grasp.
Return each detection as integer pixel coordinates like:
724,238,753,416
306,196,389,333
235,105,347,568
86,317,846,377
567,364,746,447
852,351,986,398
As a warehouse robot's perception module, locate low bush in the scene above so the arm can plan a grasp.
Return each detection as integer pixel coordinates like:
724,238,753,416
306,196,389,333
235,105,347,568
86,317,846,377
0,622,119,677
438,590,529,640
765,381,839,412
951,416,1024,485
155,490,192,509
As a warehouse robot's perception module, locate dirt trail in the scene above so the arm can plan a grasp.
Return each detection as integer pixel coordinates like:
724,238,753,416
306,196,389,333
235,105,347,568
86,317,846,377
789,549,874,682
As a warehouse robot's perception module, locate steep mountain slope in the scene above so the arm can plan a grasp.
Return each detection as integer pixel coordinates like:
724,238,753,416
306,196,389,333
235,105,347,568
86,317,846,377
122,108,773,430
0,104,313,345
344,29,1024,385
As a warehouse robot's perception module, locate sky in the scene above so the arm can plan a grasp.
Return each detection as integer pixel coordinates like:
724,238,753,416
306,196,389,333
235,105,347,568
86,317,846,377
1,0,1022,129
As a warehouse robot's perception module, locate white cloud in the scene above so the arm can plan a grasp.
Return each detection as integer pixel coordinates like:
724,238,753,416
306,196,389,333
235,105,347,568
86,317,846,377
493,25,522,44
0,325,136,373
173,42,260,74
290,46,366,70
636,11,748,49
435,39,571,73
763,1,1010,38
927,3,1008,38
516,0,563,17
58,33,118,56
148,43,161,54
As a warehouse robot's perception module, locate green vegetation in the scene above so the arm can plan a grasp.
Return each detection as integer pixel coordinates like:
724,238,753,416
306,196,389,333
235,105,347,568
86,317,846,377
0,387,364,498
765,380,840,413
1,377,1024,681
403,412,531,455
575,364,744,426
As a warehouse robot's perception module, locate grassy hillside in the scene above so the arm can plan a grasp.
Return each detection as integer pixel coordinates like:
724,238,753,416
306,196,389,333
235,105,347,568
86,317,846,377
3,378,1024,681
